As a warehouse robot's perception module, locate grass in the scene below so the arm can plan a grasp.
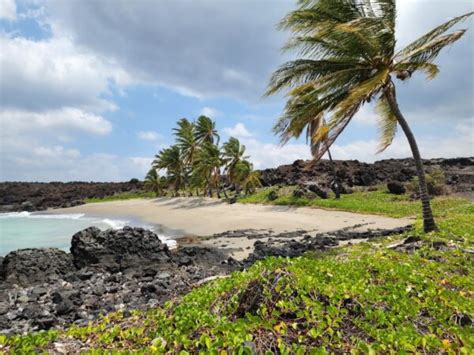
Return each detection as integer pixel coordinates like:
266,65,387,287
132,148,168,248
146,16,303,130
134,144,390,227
2,187,472,353
238,186,468,219
84,191,156,203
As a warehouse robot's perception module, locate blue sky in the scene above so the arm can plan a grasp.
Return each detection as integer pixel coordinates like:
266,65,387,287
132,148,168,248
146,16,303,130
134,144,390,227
0,0,473,181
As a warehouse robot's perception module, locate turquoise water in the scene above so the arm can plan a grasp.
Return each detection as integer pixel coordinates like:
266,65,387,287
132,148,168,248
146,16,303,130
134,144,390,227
0,212,175,256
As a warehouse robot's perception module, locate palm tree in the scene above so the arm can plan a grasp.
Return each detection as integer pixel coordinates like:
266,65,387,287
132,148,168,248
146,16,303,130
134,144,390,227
144,168,166,196
174,118,200,195
174,118,199,165
234,160,262,195
153,145,184,196
243,170,262,195
195,115,220,145
193,143,224,197
267,0,472,232
222,137,249,193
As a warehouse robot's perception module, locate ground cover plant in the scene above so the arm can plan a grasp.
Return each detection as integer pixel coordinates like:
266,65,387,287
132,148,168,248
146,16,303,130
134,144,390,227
84,191,157,203
238,186,468,219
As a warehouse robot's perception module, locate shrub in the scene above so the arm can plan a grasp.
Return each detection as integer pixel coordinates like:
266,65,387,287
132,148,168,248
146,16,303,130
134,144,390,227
407,169,449,198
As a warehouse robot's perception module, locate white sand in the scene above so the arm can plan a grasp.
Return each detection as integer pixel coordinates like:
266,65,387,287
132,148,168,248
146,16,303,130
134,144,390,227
51,197,412,259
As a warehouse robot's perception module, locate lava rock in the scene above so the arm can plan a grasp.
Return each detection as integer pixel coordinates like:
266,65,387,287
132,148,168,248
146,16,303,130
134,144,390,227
1,248,75,287
70,226,171,271
387,181,406,195
0,181,144,213
301,182,328,199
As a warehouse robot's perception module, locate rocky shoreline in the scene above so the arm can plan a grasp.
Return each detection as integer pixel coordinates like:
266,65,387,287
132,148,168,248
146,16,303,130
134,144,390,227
0,225,411,335
0,180,144,212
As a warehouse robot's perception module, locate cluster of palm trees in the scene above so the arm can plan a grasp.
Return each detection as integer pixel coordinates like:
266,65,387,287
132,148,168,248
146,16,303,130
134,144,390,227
145,115,261,198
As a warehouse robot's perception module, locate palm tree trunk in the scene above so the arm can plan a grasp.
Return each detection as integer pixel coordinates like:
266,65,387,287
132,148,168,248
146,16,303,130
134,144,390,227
325,144,341,199
385,85,437,232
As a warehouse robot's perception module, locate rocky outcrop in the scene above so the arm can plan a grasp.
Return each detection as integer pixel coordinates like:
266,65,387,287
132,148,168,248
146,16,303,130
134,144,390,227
0,227,238,335
0,180,144,212
259,157,474,192
0,249,75,286
243,225,412,266
70,226,171,271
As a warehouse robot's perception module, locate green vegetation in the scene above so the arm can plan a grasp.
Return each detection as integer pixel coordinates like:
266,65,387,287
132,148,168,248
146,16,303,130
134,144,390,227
84,191,156,203
238,186,468,218
266,0,472,232
3,204,473,353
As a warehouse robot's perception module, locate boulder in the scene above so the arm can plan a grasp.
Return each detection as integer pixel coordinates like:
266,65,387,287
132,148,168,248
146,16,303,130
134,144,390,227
301,182,328,199
267,190,278,201
70,226,171,271
292,187,317,199
0,248,75,287
387,181,406,195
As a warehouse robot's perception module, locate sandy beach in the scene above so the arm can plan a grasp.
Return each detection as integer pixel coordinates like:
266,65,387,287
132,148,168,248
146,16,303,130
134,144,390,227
51,197,412,259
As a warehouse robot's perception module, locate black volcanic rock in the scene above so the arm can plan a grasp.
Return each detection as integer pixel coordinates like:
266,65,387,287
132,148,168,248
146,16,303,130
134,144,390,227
0,181,144,212
0,248,74,287
70,226,171,271
258,157,474,192
387,181,406,195
0,226,239,335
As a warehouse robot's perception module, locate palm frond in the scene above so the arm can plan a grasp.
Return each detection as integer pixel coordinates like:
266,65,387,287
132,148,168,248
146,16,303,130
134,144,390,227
375,95,397,153
395,11,473,60
330,67,390,124
396,30,467,67
266,59,369,96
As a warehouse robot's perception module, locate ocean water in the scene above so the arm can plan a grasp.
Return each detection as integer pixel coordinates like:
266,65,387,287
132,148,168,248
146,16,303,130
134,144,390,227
0,212,176,256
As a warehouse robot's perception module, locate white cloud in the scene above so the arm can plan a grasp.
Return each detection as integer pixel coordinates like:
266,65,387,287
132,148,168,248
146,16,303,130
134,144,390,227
137,130,161,141
0,147,152,182
236,137,311,170
223,123,254,138
44,0,292,101
0,108,112,135
199,106,220,118
0,0,16,20
33,145,81,159
222,68,252,86
0,34,130,112
129,156,153,171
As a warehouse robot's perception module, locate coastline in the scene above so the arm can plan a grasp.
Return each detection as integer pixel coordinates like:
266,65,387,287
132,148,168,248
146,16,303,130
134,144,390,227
49,197,413,259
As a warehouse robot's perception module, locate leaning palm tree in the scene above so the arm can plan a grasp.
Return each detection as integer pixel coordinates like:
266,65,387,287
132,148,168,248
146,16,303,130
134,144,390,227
243,170,263,195
222,137,249,192
267,0,472,232
234,160,262,195
195,115,220,145
174,118,200,195
153,145,184,196
174,118,199,165
193,143,224,198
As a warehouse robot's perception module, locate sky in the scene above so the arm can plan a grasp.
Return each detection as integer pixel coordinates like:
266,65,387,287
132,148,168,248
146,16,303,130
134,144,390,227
0,0,473,182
